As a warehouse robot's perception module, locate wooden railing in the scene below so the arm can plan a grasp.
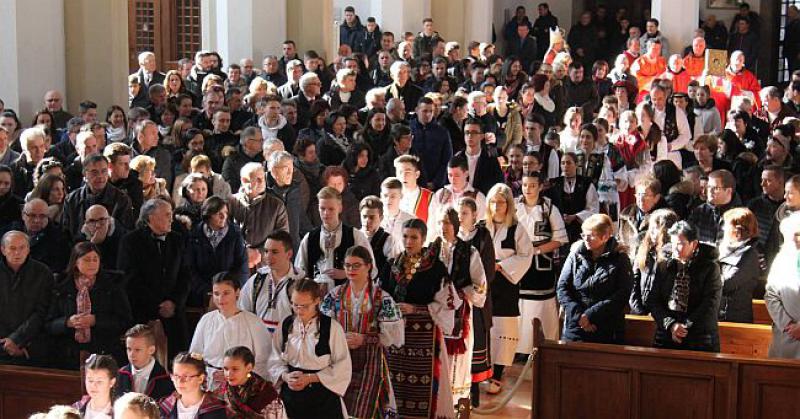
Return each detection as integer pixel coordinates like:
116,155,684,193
531,318,799,419
0,365,82,418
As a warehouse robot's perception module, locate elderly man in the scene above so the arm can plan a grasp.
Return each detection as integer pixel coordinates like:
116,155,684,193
278,59,303,100
228,162,290,267
290,72,322,129
683,37,707,78
44,90,74,130
11,127,48,197
118,199,190,358
386,97,407,125
240,58,258,84
0,231,52,365
62,154,133,239
6,199,70,273
266,150,307,252
64,131,100,191
80,204,127,270
222,127,264,192
132,120,173,187
385,61,423,112
130,51,166,107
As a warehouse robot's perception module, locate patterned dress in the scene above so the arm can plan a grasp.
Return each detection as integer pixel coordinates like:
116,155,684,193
321,281,404,418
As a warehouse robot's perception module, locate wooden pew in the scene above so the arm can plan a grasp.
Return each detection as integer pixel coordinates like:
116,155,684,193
624,314,773,358
530,319,800,419
0,365,82,418
752,299,771,325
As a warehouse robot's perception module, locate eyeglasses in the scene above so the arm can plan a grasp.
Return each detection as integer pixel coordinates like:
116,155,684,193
23,213,48,220
344,262,365,270
580,233,599,241
85,217,110,226
170,374,202,382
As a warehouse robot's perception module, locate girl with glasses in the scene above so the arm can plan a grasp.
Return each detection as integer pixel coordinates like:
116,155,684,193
320,245,403,418
268,278,351,418
160,352,226,418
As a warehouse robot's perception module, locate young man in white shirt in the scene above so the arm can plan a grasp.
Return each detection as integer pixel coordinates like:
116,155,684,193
379,177,416,255
394,154,433,222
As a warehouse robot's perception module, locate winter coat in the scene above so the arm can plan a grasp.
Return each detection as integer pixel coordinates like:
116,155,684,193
186,222,248,307
227,192,290,250
557,238,633,343
649,243,721,352
694,98,722,135
46,270,132,369
718,239,762,322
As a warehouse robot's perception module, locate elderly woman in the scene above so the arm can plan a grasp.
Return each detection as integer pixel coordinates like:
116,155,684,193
186,196,248,309
130,155,168,200
719,208,763,322
765,212,800,359
46,242,133,369
174,173,208,227
557,213,632,344
649,221,721,352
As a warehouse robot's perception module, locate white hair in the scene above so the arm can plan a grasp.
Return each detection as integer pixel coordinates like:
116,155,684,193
138,51,155,64
267,150,293,171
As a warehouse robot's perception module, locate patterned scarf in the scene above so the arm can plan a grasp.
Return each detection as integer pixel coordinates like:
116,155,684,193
204,223,229,249
668,252,696,313
75,275,94,344
221,373,278,418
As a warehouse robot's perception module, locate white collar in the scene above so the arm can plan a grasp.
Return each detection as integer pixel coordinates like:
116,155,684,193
132,357,156,377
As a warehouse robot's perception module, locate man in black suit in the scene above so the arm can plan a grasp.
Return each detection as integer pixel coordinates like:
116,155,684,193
130,51,165,109
118,198,190,358
290,72,322,129
454,117,503,196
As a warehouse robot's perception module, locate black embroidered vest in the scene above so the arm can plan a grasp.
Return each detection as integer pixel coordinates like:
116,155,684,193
306,225,355,279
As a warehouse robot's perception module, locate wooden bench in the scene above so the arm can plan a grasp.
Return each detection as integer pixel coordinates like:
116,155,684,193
752,299,771,325
624,314,773,359
0,365,82,418
531,319,800,419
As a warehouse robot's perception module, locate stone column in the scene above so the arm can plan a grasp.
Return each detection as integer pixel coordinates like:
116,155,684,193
287,0,334,61
652,0,701,56
202,0,288,65
373,0,431,41
0,0,67,121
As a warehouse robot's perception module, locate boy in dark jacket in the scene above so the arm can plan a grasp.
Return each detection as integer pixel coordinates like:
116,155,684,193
116,324,175,401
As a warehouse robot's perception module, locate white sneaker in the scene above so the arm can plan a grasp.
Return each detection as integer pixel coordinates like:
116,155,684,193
484,379,502,394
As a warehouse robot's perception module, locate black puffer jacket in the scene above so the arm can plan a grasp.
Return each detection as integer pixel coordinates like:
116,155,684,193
557,238,633,344
649,243,721,352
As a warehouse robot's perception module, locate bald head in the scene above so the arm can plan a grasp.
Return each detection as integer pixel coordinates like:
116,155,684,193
22,199,49,233
86,204,110,220
44,90,64,112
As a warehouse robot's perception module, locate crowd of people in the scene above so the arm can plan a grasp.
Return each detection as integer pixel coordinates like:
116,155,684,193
6,2,800,418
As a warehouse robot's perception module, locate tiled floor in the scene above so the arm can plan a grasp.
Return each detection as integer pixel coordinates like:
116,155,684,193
472,362,533,418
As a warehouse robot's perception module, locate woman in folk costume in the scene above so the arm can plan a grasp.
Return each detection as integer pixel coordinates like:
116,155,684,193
765,211,800,359
483,183,533,394
320,245,405,418
613,110,651,210
268,278,352,418
515,171,568,351
380,218,461,419
215,346,279,418
431,207,488,410
189,271,271,391
543,27,568,66
455,196,496,407
159,352,227,419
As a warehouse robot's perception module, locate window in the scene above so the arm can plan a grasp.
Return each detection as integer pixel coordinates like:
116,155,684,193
128,0,201,71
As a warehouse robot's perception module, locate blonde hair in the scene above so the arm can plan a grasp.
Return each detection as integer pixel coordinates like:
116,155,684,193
485,183,517,231
581,213,614,236
130,155,156,173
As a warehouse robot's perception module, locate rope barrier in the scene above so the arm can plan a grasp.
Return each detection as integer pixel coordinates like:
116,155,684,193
471,351,535,415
